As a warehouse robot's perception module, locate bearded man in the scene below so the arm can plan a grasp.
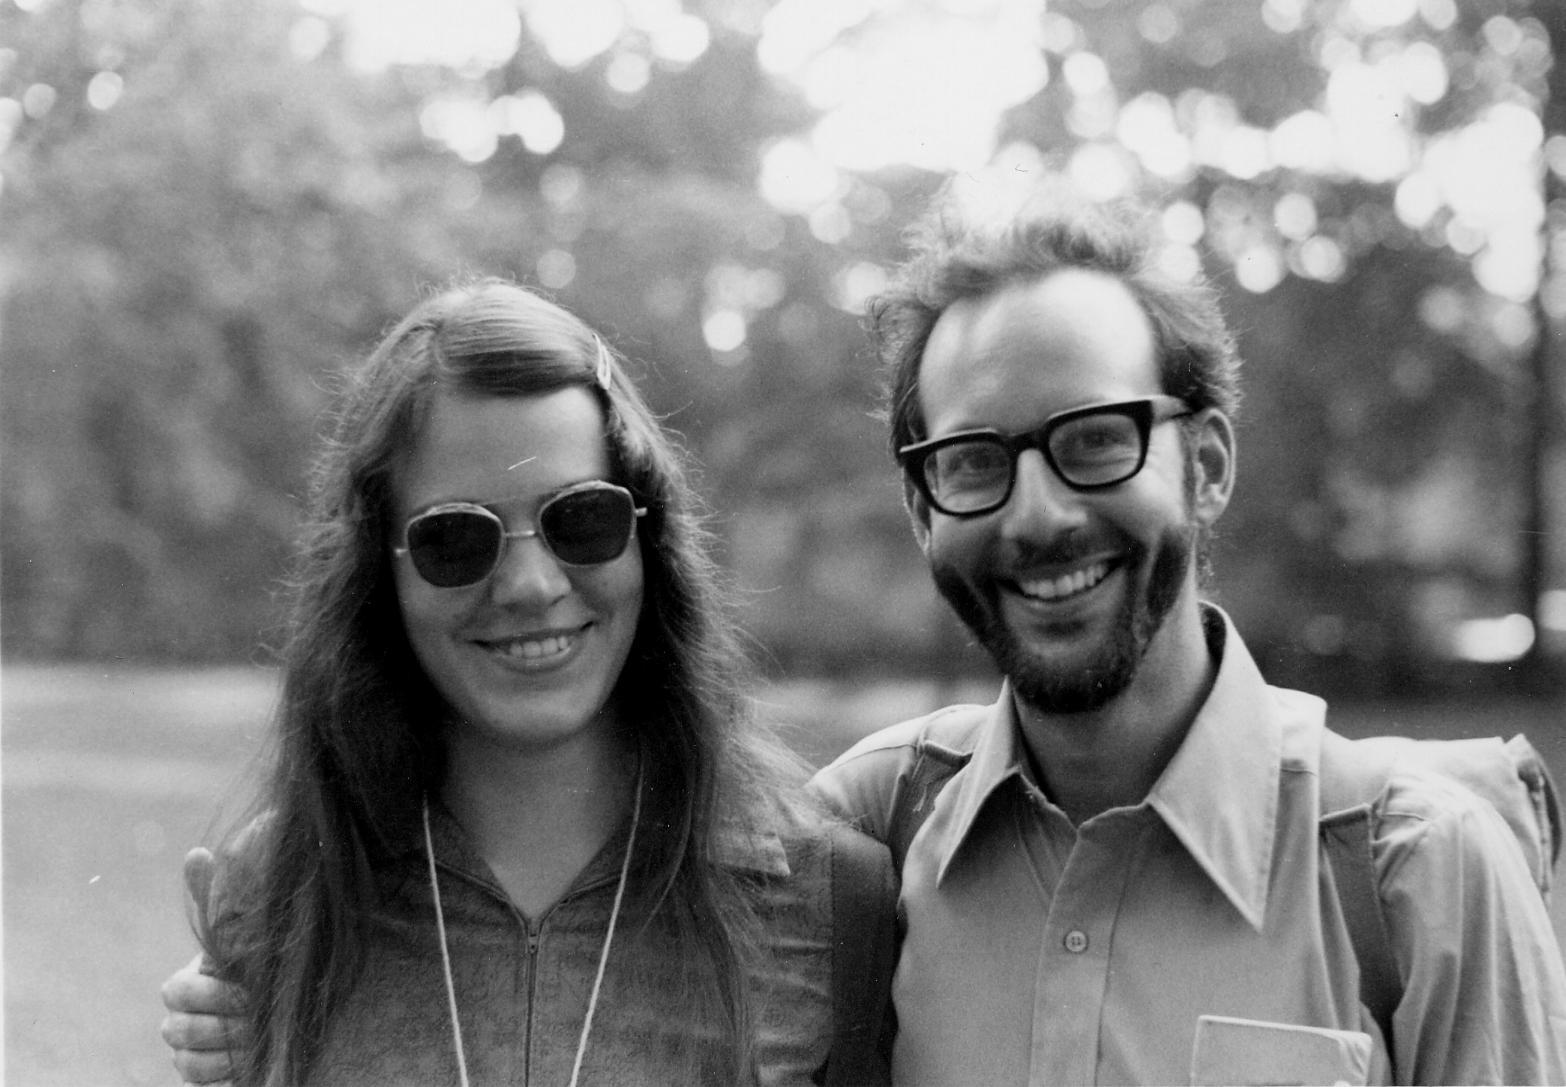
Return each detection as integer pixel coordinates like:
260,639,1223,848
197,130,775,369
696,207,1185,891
811,176,1566,1086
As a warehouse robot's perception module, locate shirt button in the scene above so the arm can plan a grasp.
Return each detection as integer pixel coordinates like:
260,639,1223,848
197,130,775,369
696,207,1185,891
1063,930,1089,954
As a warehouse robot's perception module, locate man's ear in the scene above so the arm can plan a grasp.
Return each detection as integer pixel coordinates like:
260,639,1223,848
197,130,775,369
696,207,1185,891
904,478,933,556
1191,408,1236,526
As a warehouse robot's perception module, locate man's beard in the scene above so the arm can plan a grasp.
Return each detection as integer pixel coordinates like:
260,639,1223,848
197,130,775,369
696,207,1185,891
932,523,1195,715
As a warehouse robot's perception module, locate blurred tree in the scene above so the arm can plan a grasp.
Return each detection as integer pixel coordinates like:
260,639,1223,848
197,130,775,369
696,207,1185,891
1,0,491,657
984,0,1558,690
2,0,1560,692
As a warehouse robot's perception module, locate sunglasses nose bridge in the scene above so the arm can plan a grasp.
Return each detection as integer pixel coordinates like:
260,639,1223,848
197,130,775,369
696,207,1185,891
487,522,572,602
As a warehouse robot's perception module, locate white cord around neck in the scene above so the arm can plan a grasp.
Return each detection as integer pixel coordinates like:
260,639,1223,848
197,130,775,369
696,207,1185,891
422,764,644,1087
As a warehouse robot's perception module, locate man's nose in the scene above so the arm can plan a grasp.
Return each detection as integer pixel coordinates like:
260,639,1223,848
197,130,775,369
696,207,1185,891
487,532,572,607
999,448,1090,542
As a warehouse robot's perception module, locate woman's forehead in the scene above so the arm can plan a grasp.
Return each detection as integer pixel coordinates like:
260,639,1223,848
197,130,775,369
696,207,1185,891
396,388,610,512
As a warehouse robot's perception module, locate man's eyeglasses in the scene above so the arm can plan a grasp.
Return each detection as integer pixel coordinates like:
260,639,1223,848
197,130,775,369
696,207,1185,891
898,395,1193,518
394,481,647,588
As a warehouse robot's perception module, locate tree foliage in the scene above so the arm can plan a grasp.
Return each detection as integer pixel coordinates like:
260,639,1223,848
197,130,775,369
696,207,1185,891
2,0,1560,691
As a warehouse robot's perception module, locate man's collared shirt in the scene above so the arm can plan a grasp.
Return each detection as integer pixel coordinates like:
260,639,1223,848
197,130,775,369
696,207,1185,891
813,607,1566,1086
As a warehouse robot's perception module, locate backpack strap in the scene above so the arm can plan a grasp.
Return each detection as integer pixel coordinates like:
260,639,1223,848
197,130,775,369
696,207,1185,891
825,822,897,1087
885,734,972,871
1317,730,1402,1049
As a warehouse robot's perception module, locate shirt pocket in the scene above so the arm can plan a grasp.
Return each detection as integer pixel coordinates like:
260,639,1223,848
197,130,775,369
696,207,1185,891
1189,1014,1373,1086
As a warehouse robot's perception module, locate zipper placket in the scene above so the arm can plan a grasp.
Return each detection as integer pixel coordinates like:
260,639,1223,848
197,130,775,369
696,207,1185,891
521,913,542,1085
509,869,621,1085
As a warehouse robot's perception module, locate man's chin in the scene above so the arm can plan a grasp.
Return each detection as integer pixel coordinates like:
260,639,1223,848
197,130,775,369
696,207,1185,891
999,641,1138,716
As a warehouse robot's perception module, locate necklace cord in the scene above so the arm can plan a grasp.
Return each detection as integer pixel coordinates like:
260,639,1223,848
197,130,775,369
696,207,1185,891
424,759,644,1087
570,769,642,1086
423,802,472,1087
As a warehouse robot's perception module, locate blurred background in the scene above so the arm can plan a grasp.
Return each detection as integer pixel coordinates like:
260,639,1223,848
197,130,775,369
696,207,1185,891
4,0,1566,1081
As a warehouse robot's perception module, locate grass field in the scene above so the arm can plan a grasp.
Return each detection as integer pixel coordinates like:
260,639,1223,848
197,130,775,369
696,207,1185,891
4,663,1564,1085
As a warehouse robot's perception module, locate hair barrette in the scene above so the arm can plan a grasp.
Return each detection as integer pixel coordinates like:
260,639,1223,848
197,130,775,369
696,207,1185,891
594,336,613,392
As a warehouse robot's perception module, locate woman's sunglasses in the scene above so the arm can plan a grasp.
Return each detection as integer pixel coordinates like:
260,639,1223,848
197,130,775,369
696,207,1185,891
394,481,647,588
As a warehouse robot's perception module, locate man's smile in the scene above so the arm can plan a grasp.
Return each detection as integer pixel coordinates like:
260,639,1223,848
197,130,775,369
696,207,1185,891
1012,560,1114,603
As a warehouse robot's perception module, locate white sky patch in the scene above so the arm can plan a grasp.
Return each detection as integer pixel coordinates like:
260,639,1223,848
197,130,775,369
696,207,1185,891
85,71,124,112
1422,101,1545,299
1325,60,1414,182
1348,0,1420,31
758,0,879,76
703,309,748,353
518,0,624,68
420,94,499,163
759,138,844,215
1274,192,1317,240
1118,93,1193,181
302,0,1544,304
494,91,566,155
1271,110,1336,173
763,0,1048,179
649,12,712,64
313,0,521,71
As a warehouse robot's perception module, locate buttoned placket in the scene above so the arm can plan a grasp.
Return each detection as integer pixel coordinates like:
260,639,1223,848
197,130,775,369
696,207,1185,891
1012,781,1157,1086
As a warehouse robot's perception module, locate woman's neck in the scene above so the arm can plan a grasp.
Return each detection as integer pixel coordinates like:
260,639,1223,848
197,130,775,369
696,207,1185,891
438,726,637,920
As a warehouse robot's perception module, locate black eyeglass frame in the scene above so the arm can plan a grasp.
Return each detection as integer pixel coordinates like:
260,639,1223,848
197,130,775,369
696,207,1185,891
897,395,1194,518
392,480,648,587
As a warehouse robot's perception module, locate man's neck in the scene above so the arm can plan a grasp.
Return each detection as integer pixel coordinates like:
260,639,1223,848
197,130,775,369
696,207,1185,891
1014,601,1220,826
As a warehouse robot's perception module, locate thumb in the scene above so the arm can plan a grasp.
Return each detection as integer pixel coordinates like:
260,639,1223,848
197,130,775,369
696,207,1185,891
183,846,216,916
183,847,218,975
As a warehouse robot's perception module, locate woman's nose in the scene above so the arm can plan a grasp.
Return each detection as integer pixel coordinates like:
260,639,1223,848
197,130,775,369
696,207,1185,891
487,532,572,607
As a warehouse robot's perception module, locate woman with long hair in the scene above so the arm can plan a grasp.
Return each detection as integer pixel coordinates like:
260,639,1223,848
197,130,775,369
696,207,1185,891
163,278,892,1086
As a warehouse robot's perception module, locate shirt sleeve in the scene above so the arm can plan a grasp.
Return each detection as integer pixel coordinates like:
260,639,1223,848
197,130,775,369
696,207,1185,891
1375,768,1566,1085
808,722,933,844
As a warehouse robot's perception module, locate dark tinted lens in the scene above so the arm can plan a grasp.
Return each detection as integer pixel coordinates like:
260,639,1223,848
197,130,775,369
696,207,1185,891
406,510,503,587
539,488,635,565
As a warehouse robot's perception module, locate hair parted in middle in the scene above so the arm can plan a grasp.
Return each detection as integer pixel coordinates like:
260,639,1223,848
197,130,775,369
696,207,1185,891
215,276,806,1086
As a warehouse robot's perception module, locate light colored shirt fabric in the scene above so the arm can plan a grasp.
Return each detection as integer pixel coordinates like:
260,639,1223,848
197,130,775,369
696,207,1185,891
210,803,847,1086
814,607,1566,1086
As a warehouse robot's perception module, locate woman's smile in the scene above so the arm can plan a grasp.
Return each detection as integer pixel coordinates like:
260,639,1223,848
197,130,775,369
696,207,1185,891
394,387,645,753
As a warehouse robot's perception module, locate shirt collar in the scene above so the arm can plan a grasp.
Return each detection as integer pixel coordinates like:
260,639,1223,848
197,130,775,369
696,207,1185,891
1144,605,1285,930
932,686,1033,886
931,604,1295,931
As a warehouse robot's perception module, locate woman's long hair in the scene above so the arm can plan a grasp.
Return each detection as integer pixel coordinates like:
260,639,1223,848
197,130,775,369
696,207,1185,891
206,278,803,1085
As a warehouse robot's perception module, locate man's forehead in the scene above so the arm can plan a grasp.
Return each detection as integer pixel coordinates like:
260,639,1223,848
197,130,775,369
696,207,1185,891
921,270,1157,400
933,269,1146,341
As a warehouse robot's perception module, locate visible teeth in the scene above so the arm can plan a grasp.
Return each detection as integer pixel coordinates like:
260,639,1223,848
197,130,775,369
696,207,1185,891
1018,562,1110,601
493,634,574,660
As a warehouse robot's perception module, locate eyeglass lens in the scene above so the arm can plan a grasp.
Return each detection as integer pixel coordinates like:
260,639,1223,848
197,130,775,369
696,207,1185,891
924,410,1150,514
404,487,638,587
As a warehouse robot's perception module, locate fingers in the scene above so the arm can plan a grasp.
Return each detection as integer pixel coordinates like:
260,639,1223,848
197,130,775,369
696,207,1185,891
170,1037,238,1085
161,1001,242,1084
161,954,245,1017
172,849,239,1084
160,1010,244,1051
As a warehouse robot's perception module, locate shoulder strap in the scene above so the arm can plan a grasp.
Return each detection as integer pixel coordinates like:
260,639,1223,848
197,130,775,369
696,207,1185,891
885,734,972,871
1317,730,1402,1049
1318,728,1564,1053
825,823,897,1087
